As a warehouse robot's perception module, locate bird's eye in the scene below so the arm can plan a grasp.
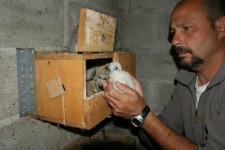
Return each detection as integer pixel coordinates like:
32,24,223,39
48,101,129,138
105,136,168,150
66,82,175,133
105,66,108,70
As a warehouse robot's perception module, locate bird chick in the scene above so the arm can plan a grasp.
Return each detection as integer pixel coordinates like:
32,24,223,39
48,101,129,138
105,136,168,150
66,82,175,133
108,62,135,93
86,66,97,82
86,64,109,97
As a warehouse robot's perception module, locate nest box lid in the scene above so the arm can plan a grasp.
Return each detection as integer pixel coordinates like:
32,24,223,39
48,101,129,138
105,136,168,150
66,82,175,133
77,8,117,53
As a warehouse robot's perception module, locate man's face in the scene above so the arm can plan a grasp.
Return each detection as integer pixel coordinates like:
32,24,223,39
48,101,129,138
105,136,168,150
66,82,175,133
169,0,219,71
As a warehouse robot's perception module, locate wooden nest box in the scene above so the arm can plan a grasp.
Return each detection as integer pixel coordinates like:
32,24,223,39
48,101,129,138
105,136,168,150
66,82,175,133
35,8,136,130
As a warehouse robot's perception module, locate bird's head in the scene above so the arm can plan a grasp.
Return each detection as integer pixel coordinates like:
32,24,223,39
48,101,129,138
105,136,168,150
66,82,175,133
107,62,122,72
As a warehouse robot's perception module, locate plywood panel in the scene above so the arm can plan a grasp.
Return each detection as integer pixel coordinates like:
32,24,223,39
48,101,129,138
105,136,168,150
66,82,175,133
36,60,65,124
58,60,84,126
77,8,116,52
35,53,114,60
83,95,111,129
113,52,136,77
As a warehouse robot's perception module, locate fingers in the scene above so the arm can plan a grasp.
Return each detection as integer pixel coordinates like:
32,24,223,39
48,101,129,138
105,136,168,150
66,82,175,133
103,78,146,119
106,99,132,119
114,81,135,95
103,81,128,114
103,80,122,100
129,75,144,97
104,76,141,97
103,80,120,106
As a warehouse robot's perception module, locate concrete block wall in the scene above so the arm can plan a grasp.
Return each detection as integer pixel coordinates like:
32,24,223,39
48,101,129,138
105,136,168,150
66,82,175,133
0,0,64,48
117,0,180,114
0,48,19,128
0,117,79,150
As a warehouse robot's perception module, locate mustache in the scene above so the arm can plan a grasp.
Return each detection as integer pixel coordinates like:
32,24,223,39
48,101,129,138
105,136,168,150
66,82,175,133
174,46,193,55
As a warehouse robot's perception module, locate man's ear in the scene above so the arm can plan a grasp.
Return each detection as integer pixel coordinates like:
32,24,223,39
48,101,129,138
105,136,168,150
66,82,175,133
217,16,225,38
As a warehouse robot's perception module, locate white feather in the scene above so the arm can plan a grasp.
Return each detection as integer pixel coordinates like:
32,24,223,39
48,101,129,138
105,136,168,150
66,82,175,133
108,62,135,92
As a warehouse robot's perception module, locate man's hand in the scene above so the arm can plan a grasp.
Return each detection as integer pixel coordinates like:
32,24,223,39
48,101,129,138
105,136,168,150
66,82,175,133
103,77,146,119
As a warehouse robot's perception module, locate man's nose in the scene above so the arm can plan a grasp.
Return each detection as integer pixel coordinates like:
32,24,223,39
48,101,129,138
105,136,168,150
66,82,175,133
171,31,182,46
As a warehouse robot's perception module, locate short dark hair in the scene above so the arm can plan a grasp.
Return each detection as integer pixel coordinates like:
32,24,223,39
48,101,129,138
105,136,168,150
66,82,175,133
203,0,225,28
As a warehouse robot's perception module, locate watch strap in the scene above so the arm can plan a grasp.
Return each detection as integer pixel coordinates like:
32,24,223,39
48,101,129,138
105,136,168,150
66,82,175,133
140,105,150,119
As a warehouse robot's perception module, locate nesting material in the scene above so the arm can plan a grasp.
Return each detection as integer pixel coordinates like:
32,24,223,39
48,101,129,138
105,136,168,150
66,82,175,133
86,63,110,97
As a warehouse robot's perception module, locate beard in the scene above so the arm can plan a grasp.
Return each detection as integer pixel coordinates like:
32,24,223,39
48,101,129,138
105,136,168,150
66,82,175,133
174,46,204,70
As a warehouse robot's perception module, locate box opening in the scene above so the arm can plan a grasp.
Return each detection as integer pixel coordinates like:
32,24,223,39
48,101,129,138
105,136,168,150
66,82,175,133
85,58,112,98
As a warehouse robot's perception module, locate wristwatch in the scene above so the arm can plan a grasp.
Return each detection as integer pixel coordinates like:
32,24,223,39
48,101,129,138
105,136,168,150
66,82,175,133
131,105,150,127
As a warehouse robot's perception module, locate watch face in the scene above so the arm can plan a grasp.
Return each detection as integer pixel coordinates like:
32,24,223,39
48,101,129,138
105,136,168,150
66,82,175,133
131,116,143,127
130,105,150,127
131,118,141,127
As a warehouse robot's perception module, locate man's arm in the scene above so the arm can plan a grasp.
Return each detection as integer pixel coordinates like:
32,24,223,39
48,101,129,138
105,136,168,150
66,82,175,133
142,112,197,150
103,79,197,150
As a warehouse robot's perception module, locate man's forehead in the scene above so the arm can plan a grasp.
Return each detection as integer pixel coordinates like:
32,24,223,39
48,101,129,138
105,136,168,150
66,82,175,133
171,0,206,21
173,0,203,14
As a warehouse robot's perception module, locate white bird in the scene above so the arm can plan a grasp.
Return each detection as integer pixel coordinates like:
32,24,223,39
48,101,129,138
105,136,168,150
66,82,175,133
108,62,135,93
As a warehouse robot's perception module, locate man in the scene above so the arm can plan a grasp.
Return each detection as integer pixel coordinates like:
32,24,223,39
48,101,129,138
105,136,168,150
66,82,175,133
103,0,225,149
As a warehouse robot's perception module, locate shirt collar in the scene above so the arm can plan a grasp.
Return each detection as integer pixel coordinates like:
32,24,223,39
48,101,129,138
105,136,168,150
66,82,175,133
175,58,225,88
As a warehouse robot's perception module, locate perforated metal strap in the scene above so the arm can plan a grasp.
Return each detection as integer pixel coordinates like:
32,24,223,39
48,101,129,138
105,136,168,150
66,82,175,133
16,48,37,117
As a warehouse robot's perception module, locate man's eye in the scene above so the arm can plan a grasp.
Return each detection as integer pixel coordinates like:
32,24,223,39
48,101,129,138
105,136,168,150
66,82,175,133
183,26,191,31
169,28,175,34
170,30,175,34
169,27,175,33
168,29,175,43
